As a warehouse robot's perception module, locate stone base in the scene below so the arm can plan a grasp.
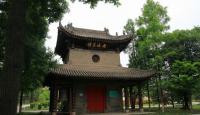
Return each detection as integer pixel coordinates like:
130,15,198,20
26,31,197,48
125,109,130,113
51,112,56,115
139,108,144,112
70,112,76,115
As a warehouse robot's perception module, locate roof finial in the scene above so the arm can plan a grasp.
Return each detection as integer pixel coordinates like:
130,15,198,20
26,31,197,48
59,20,62,27
116,32,118,36
104,28,109,34
123,31,126,35
67,23,73,28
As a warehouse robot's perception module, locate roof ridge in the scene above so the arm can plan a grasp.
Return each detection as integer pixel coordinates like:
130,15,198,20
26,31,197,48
60,64,122,68
72,27,108,34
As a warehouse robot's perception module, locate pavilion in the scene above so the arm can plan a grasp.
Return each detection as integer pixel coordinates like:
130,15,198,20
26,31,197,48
44,23,155,115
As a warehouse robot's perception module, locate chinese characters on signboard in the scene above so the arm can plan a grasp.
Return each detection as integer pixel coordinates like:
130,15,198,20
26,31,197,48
87,42,107,49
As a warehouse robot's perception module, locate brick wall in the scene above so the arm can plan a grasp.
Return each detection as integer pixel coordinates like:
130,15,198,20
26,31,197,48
66,48,120,66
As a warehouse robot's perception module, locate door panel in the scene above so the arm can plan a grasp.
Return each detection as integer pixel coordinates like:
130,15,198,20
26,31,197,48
86,86,105,112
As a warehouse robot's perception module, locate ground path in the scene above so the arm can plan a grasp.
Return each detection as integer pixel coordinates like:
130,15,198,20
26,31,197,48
83,112,154,115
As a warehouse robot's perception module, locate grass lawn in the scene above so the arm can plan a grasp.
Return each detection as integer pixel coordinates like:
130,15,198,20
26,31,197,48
149,109,191,115
18,105,200,115
143,104,200,115
193,104,200,110
18,113,42,115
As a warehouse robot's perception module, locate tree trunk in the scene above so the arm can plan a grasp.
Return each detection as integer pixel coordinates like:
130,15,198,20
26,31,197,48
183,93,190,110
159,75,164,112
189,94,192,110
19,91,24,113
156,78,160,109
171,96,175,108
0,0,25,114
138,83,143,112
147,81,151,109
30,91,34,103
160,89,164,112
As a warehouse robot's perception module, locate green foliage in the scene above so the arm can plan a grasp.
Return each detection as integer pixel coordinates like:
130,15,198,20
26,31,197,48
124,19,135,34
164,61,200,94
30,88,50,110
22,46,57,92
0,0,120,114
161,28,200,108
37,88,50,102
162,27,200,63
123,19,135,54
0,1,7,71
71,0,120,8
125,0,200,109
136,0,169,36
23,0,69,92
30,101,49,110
0,0,67,92
125,0,170,69
0,0,122,93
124,1,170,108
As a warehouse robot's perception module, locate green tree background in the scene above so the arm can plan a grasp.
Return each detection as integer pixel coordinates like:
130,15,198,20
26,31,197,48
124,0,200,111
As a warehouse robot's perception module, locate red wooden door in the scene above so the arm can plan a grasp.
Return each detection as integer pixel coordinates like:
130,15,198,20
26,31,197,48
86,86,105,113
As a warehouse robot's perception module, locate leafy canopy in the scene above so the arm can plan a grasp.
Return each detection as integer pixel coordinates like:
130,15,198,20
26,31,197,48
125,0,170,69
71,0,120,8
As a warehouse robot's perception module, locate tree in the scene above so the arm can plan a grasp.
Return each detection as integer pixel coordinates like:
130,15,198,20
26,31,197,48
124,0,170,110
0,0,68,114
0,0,120,114
162,27,200,110
164,61,200,110
19,43,57,112
0,0,26,114
126,0,170,68
71,0,120,8
134,0,169,68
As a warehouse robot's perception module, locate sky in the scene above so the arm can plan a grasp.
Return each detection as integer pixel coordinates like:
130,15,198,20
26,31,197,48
45,0,200,67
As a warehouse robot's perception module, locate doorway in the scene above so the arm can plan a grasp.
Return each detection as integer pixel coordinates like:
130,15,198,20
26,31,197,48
86,86,106,113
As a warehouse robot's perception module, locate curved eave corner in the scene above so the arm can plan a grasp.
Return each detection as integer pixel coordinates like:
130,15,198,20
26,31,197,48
57,24,134,43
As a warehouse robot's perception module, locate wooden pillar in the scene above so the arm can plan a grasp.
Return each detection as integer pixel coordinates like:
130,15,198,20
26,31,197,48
69,87,76,115
120,88,124,111
130,86,135,111
72,87,76,112
147,80,151,109
49,87,53,112
138,83,143,112
69,87,73,112
49,87,58,112
124,87,129,111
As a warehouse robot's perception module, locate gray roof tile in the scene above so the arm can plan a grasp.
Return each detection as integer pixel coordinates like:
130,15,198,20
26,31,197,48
48,64,155,80
59,24,134,42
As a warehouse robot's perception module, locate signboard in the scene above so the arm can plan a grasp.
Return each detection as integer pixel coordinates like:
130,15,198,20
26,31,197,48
109,90,119,98
87,42,107,49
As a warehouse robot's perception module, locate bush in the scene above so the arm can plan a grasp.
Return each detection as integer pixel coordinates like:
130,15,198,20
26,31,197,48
30,101,49,110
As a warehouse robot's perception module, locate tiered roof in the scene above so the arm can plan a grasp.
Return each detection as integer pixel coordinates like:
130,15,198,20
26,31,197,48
55,23,134,57
44,25,155,85
58,23,133,42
